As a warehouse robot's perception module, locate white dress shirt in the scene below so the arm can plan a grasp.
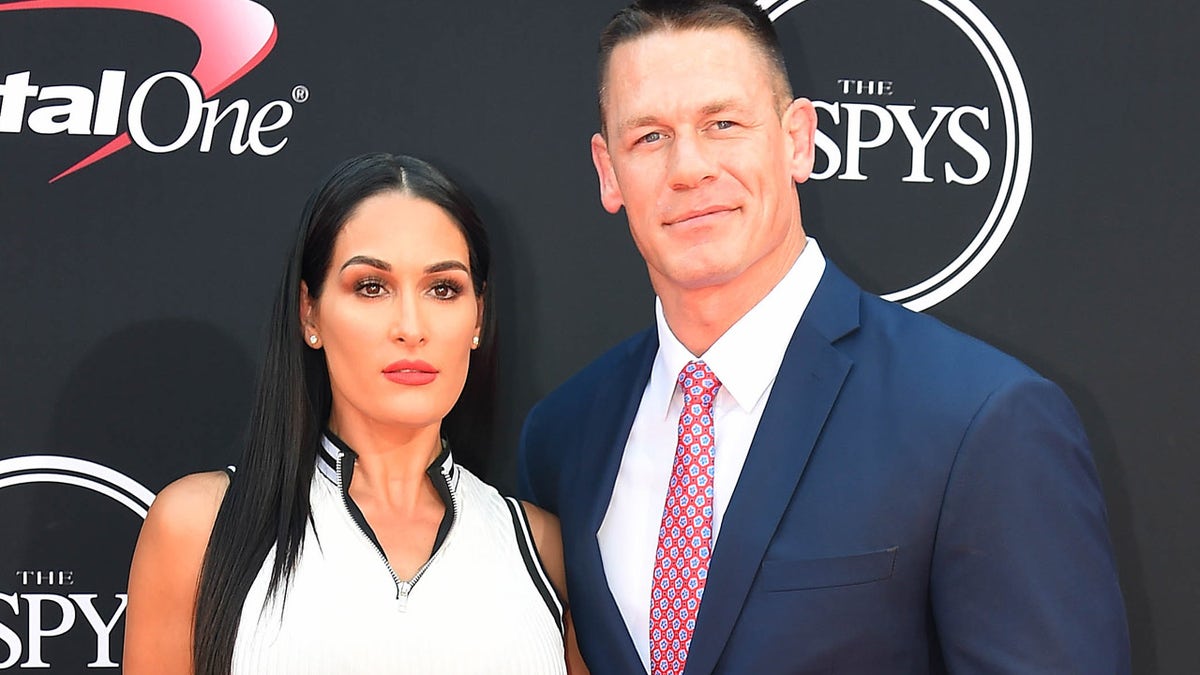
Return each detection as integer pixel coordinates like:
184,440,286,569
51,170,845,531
597,238,827,672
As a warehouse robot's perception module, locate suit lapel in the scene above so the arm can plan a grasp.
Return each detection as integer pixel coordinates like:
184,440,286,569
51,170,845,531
684,263,861,674
574,327,659,532
569,328,657,673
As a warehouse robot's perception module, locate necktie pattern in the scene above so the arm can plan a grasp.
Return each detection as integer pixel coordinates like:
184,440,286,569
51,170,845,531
650,360,721,675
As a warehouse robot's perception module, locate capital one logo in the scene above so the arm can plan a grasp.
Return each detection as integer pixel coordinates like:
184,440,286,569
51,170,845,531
0,455,154,669
0,0,293,183
762,0,1032,310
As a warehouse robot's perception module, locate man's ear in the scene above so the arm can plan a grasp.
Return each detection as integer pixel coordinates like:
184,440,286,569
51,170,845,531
782,98,818,184
591,132,625,214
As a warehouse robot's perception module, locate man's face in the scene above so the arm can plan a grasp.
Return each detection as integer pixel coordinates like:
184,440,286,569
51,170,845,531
592,28,817,296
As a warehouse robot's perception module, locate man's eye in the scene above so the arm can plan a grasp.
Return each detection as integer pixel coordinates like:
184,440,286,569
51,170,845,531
639,131,663,144
713,120,735,130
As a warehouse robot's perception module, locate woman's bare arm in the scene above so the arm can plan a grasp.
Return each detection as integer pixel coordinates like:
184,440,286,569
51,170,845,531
523,501,589,675
123,471,228,674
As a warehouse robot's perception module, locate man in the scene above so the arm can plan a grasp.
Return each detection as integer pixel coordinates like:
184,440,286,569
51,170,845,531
518,1,1130,673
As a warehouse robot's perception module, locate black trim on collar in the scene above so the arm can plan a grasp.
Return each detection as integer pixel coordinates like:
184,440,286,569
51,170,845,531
427,447,455,553
320,430,457,559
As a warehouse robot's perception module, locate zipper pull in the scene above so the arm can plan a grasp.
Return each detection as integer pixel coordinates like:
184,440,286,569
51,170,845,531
397,581,412,612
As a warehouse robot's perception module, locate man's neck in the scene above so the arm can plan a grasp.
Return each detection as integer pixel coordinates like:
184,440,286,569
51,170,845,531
658,233,806,356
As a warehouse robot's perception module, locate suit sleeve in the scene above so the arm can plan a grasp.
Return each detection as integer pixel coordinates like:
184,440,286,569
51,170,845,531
517,399,560,516
930,377,1130,674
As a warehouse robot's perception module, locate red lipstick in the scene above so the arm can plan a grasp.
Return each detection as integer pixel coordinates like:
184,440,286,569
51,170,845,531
382,360,438,386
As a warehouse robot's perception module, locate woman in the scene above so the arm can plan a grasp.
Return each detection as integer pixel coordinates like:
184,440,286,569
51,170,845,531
124,153,585,674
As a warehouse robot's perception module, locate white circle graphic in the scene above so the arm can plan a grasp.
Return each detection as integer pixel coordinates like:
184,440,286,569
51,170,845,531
0,455,156,519
760,0,1033,311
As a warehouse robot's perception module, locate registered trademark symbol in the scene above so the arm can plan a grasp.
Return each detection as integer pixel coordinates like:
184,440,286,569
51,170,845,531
292,85,309,103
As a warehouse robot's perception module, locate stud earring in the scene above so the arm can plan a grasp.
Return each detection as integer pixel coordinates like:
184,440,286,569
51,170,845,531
472,335,480,349
309,335,319,345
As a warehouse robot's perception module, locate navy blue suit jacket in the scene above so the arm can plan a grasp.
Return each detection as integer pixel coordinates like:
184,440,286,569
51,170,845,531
518,262,1130,674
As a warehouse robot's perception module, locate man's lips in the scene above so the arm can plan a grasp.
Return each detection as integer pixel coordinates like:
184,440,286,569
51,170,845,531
382,360,438,385
664,206,736,226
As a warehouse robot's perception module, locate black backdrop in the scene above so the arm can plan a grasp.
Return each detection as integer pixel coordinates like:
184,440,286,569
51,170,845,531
1,0,1195,672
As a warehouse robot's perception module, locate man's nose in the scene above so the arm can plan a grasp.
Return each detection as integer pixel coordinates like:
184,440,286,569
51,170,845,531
667,131,718,190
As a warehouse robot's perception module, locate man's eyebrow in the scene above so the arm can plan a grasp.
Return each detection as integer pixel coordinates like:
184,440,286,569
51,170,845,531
340,255,391,272
425,260,469,274
617,99,745,133
618,114,662,134
700,98,741,115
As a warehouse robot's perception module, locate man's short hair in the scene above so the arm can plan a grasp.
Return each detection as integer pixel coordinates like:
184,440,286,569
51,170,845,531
597,0,795,133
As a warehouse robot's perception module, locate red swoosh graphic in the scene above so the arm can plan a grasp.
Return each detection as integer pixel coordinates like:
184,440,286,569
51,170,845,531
0,0,278,182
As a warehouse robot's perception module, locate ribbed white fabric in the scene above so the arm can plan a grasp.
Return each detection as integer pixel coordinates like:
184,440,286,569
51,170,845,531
230,457,566,674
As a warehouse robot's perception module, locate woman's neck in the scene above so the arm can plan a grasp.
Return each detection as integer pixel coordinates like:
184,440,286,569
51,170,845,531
326,414,444,514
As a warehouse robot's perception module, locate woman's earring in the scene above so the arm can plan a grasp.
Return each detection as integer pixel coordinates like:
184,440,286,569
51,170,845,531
471,335,480,350
309,335,319,345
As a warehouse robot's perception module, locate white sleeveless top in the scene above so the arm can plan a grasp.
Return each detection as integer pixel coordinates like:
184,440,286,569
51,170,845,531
230,435,567,674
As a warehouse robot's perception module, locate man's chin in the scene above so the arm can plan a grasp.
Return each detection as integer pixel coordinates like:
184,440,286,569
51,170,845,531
653,259,742,294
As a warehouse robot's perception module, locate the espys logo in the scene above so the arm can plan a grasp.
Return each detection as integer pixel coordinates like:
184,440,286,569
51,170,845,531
0,0,299,183
762,0,1032,310
0,455,154,517
0,455,154,669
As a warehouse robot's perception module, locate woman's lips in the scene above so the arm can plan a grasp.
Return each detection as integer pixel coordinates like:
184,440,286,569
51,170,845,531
382,360,438,386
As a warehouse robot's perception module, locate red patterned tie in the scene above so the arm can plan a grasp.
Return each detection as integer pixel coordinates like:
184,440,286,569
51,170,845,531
650,360,722,675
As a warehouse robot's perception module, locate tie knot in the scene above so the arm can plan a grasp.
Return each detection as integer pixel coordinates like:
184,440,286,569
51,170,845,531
678,360,721,406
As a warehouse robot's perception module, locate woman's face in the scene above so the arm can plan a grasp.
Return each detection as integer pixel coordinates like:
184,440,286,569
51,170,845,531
302,192,482,436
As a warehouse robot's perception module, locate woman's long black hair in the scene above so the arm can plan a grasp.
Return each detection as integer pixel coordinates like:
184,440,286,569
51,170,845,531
192,153,497,674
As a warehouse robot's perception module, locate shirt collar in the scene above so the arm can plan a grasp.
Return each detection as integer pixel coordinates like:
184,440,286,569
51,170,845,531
316,430,456,492
317,430,459,562
650,237,827,418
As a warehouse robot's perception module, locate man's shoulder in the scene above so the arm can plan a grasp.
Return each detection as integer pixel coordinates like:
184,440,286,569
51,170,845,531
527,327,655,422
812,259,1030,377
852,289,1041,388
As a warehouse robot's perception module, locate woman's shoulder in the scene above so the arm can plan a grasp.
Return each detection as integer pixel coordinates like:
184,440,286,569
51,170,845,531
515,500,567,601
154,470,230,512
517,501,560,547
141,470,230,545
161,469,231,494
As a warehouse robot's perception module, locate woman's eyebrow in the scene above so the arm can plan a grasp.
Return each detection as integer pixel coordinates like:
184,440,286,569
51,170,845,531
425,260,469,274
339,255,390,272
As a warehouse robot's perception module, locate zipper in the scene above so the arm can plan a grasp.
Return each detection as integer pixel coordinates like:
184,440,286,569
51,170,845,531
334,448,458,612
397,464,459,610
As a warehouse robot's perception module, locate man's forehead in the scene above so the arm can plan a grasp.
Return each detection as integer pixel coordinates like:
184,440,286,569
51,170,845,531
603,28,775,117
608,25,762,69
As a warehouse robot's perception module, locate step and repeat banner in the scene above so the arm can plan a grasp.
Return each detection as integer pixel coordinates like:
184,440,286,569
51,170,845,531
1,0,1195,671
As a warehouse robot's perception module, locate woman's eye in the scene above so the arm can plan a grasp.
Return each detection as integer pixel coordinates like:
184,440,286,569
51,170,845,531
430,282,461,300
356,281,386,297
